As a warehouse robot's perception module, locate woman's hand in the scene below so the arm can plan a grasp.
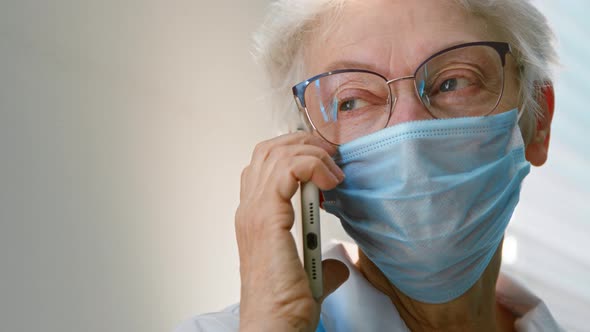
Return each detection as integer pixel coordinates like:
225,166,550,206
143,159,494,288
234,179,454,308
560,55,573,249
236,132,349,332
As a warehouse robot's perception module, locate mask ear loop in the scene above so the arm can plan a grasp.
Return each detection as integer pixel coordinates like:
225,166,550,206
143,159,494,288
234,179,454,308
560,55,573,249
517,107,525,122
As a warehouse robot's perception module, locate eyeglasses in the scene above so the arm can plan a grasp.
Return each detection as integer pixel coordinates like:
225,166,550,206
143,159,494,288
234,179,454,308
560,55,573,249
292,41,512,145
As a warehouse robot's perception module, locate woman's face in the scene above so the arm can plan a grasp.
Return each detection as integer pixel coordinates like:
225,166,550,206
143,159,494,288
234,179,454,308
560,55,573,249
304,0,520,127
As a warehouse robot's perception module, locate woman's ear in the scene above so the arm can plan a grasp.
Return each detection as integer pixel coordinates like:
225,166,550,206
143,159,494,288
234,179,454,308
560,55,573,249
525,83,555,166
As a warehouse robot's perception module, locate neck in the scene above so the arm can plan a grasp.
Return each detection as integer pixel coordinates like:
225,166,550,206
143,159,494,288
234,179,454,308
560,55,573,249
357,243,516,331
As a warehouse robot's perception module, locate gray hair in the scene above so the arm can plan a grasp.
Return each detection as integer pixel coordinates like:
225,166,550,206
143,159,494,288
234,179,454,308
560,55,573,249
253,0,558,143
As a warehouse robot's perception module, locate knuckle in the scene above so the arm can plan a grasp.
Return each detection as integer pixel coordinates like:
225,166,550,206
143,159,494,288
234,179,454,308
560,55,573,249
240,166,250,182
268,145,290,161
271,159,300,185
311,156,325,169
253,140,270,158
254,137,289,161
294,131,310,142
274,157,291,174
318,150,332,163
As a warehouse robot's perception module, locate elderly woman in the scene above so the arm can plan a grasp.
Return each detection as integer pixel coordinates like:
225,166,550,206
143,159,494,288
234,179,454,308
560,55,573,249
179,0,561,331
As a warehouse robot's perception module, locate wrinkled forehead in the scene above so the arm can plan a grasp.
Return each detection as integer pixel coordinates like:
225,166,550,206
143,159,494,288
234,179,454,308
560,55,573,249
303,0,500,78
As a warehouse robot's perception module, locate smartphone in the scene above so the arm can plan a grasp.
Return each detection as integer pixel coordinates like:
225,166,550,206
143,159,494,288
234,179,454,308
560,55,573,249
300,181,323,299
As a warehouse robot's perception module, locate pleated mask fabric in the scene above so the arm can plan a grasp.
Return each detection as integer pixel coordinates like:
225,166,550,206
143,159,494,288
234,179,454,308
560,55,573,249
322,109,530,303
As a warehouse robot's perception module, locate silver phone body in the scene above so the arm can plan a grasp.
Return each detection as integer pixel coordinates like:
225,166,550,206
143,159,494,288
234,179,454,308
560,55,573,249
300,182,323,299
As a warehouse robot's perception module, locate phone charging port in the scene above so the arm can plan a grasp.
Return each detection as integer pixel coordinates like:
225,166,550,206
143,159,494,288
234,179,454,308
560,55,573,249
306,233,318,250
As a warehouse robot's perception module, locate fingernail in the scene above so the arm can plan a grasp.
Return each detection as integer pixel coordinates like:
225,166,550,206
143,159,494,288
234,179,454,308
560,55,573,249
336,169,345,182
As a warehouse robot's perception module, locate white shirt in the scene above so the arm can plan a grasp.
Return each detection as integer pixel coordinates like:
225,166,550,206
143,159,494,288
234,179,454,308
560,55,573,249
175,242,563,332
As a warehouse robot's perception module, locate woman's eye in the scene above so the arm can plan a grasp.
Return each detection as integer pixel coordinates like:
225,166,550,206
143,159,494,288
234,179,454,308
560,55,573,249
339,99,369,111
439,77,471,92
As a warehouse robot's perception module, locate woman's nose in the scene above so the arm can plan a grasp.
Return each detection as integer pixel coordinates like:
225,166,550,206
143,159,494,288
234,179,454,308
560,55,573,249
386,77,434,127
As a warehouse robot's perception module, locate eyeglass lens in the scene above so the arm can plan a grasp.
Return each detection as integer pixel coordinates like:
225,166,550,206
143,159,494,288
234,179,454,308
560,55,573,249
303,45,505,144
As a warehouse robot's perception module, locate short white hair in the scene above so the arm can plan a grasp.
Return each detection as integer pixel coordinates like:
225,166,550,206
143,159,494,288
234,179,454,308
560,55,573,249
253,0,558,143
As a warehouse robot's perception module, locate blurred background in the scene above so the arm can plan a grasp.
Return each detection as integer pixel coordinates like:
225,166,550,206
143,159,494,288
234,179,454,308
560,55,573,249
0,0,587,331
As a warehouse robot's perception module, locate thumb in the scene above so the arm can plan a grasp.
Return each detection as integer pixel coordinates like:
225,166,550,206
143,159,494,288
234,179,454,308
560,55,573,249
318,259,350,303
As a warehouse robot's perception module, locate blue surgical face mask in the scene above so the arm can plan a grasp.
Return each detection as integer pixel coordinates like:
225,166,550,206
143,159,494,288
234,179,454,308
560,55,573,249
322,109,530,304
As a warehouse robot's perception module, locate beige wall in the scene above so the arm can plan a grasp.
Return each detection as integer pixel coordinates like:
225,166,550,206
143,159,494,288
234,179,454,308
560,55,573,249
0,0,288,331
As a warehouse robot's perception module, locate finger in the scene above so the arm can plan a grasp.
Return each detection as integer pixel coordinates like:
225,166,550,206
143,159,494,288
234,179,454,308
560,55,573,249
248,133,338,197
263,143,344,183
318,259,350,303
269,155,342,201
250,131,337,170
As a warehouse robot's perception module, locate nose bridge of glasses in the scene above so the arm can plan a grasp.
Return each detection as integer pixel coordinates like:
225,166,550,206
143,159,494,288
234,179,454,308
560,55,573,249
386,75,415,85
384,74,435,125
385,75,421,101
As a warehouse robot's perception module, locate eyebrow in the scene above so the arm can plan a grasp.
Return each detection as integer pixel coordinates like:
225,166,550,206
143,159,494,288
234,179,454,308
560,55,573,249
323,60,383,74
